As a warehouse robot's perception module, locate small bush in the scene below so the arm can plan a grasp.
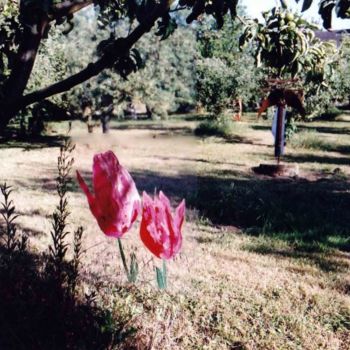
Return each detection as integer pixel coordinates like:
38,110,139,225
194,118,248,140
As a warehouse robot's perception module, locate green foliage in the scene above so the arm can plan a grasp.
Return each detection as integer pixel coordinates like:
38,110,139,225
156,14,178,40
196,15,262,116
117,238,139,283
0,183,27,254
195,118,248,140
0,5,20,98
302,38,350,119
47,137,81,295
63,12,197,119
196,57,237,115
240,7,337,78
2,0,350,130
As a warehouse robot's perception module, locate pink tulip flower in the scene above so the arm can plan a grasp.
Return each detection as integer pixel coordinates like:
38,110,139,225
77,151,141,238
140,191,185,260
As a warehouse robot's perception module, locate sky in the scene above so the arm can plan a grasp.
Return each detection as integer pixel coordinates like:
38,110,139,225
244,0,350,30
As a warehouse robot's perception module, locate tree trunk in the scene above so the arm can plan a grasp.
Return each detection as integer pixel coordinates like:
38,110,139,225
0,0,171,132
0,1,93,133
101,115,110,134
0,18,48,132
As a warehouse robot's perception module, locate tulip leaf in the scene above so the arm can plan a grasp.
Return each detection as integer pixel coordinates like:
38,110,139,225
129,252,139,283
156,260,167,290
117,238,130,279
301,0,313,12
280,0,288,9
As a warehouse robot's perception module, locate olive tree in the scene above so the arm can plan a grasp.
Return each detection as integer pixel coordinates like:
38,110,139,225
195,15,262,118
1,0,349,131
0,0,239,131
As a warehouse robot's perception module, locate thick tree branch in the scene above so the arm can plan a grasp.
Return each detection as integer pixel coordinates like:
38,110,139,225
0,0,172,131
0,0,94,131
16,1,171,110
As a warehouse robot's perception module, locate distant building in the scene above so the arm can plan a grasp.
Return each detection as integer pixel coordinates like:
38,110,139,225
315,29,350,47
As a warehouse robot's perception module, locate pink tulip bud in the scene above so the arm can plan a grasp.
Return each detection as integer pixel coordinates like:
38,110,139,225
140,191,185,260
77,151,141,238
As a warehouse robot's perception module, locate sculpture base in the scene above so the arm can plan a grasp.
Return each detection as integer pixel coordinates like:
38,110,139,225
252,163,299,177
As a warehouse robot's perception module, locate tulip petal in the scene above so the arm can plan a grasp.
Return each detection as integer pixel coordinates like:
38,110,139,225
159,191,171,210
140,191,184,260
76,170,95,206
93,151,118,195
140,192,164,258
175,199,186,232
79,151,140,238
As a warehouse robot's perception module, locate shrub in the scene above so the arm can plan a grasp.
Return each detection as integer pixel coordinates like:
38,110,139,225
195,118,248,140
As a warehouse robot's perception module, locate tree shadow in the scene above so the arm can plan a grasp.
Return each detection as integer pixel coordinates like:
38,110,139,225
0,241,132,350
30,165,350,254
176,114,210,122
297,125,350,135
111,122,193,136
0,133,66,150
335,145,350,155
192,170,350,251
250,124,271,131
284,153,350,166
242,241,350,274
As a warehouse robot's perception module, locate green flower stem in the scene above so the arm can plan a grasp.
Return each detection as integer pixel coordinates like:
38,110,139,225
156,259,167,290
162,259,167,288
117,238,130,280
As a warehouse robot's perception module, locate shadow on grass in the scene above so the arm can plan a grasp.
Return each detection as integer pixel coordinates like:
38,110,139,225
250,124,271,132
111,122,194,135
0,133,66,150
70,168,350,252
297,125,350,135
285,153,350,166
0,243,132,350
196,172,350,251
242,239,350,273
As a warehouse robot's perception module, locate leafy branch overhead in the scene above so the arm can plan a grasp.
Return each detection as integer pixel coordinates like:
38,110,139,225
240,7,337,78
0,0,349,130
296,0,350,29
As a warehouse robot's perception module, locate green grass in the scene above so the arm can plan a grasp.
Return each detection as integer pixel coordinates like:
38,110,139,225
2,115,350,350
191,174,350,251
290,131,334,152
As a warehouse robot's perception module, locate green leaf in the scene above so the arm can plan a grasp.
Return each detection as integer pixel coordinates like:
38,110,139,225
128,252,139,283
156,267,165,289
156,260,167,290
302,0,313,12
156,15,177,41
336,0,350,18
319,0,336,29
280,0,288,9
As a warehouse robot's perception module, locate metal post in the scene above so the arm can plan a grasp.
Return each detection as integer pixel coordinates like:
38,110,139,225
275,102,285,163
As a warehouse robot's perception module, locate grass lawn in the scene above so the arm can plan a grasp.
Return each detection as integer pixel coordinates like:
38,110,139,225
0,114,349,349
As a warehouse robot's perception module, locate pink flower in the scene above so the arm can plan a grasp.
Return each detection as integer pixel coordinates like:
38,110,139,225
140,191,185,260
77,151,141,238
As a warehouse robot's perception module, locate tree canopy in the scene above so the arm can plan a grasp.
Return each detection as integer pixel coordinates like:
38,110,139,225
1,0,350,130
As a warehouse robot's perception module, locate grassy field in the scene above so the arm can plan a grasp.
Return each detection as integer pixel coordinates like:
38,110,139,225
0,114,349,349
